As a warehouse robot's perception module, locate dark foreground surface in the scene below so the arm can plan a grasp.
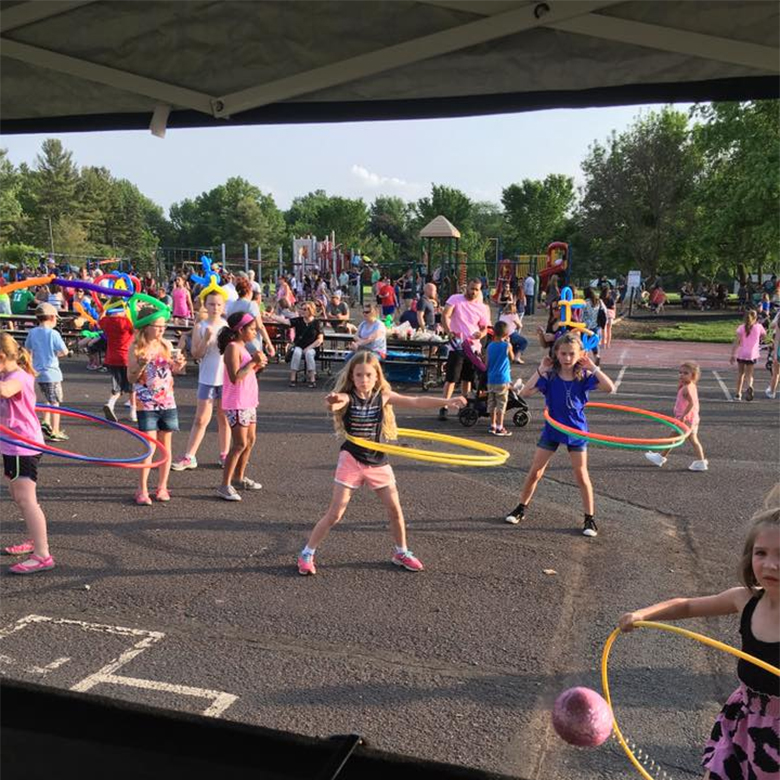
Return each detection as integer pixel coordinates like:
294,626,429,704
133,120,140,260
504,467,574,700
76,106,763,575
1,346,777,779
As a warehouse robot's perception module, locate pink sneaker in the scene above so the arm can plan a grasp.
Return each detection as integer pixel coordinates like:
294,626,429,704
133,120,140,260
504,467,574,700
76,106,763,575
3,539,34,556
392,551,424,572
297,554,316,576
9,554,55,574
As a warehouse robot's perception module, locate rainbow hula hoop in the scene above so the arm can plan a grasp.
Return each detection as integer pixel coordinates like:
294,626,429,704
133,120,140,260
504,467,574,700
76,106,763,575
0,405,169,469
602,621,780,780
344,427,510,467
544,402,691,450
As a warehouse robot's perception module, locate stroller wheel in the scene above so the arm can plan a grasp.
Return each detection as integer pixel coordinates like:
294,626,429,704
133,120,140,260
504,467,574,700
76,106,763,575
459,407,479,427
513,409,530,428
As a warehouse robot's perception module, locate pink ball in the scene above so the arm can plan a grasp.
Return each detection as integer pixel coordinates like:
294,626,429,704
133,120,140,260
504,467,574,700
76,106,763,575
552,687,613,747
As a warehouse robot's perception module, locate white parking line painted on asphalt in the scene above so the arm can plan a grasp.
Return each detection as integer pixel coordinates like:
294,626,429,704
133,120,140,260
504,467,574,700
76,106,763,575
0,614,238,718
712,371,733,402
613,366,627,392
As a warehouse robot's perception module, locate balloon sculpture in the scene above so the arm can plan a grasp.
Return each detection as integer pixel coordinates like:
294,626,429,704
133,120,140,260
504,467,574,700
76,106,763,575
558,286,600,352
190,255,219,287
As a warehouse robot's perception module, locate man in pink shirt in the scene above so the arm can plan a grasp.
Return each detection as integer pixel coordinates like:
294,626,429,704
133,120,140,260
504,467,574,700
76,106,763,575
438,278,490,420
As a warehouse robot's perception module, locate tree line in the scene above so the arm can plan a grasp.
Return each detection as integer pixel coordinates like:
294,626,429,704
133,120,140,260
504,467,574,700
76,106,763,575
1,101,776,284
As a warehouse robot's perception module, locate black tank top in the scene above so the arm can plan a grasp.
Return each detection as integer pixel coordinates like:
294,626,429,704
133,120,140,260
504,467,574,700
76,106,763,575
737,594,780,696
341,390,387,466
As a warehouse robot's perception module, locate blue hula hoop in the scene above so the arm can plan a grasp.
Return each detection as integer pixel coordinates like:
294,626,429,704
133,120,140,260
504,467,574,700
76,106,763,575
0,404,152,464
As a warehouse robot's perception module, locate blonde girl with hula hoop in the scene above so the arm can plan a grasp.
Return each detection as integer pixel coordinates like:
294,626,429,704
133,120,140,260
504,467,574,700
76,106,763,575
619,497,779,780
128,307,187,505
297,351,467,576
504,333,615,537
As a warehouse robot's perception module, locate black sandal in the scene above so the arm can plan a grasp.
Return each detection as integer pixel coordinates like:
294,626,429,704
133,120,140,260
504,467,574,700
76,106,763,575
289,380,297,387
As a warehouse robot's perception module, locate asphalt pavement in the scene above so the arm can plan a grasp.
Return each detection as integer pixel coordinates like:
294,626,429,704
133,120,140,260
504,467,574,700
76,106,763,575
1,344,778,779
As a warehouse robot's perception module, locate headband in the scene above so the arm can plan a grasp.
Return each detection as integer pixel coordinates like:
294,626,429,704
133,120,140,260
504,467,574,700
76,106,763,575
231,312,254,332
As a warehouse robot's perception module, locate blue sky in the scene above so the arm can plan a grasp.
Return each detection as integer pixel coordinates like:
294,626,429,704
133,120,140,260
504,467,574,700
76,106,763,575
1,103,692,213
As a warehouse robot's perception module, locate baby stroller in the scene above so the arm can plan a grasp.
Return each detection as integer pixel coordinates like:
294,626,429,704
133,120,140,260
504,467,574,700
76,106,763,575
457,340,530,428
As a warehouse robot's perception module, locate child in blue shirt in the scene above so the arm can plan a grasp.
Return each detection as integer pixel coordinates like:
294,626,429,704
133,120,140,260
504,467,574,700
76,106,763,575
485,321,514,436
504,332,615,537
24,302,69,441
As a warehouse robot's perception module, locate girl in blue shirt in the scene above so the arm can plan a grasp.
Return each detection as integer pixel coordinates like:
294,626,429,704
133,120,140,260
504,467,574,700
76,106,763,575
504,333,615,537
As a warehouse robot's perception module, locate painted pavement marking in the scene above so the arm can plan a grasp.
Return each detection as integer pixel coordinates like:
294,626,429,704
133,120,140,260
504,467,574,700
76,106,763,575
712,370,733,402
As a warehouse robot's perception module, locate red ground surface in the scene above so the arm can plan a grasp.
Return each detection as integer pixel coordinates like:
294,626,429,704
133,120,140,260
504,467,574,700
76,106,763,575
601,339,732,369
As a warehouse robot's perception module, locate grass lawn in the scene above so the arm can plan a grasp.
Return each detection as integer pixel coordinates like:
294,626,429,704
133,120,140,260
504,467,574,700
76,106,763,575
636,319,737,343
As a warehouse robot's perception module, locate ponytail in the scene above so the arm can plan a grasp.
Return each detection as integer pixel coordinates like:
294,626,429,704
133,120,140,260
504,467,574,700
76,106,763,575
218,312,248,354
743,309,757,337
0,333,37,376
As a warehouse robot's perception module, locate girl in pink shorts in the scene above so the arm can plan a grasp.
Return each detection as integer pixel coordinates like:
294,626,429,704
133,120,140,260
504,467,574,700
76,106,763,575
297,351,466,576
217,312,267,501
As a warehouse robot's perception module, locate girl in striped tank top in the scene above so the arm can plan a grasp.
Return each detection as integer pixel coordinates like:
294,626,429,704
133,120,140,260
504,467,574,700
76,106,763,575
297,351,467,576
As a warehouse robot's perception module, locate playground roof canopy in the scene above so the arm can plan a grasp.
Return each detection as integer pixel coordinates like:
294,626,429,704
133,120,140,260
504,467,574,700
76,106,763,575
419,216,461,239
0,1,778,135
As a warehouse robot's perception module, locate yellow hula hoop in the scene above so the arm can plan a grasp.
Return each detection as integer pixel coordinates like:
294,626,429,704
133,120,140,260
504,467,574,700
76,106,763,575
601,620,780,780
344,427,510,467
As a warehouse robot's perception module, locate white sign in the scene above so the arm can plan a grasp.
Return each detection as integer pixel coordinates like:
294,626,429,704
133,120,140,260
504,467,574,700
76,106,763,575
627,270,641,288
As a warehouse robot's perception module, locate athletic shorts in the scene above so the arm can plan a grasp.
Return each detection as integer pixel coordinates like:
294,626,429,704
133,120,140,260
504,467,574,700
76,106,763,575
225,408,256,428
537,434,587,453
37,382,63,405
445,350,476,385
3,454,42,482
108,365,131,395
334,450,395,491
197,383,223,401
487,384,509,414
136,408,180,432
737,358,757,365
382,305,395,318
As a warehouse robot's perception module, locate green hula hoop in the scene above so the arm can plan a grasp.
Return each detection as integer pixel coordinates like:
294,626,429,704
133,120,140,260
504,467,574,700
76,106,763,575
544,405,689,451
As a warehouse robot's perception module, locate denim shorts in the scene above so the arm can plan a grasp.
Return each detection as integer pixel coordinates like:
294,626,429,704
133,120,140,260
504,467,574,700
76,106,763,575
137,408,180,432
197,383,223,401
537,434,587,453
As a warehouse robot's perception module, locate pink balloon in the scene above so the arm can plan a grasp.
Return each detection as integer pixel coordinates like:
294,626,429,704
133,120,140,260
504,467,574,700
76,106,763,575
552,687,613,747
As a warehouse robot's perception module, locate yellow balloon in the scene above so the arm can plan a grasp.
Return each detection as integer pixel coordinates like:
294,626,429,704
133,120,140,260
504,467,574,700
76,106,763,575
198,275,229,300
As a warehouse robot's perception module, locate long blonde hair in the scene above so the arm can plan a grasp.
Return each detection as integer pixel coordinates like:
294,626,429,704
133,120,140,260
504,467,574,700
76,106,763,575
131,307,171,361
0,333,37,376
332,351,397,440
743,309,757,336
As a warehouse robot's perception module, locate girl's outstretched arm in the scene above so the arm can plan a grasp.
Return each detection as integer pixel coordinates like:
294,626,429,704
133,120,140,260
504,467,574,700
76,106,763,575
619,587,751,632
325,392,349,412
385,391,467,411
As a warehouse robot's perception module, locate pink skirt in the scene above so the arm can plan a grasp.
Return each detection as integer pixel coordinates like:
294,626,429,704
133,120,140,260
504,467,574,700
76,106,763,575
702,683,779,779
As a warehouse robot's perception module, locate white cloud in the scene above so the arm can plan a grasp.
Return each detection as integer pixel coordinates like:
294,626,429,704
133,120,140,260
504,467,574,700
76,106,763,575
350,164,426,200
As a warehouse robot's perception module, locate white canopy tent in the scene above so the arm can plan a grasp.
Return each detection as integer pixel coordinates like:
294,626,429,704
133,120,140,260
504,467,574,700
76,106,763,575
0,1,777,135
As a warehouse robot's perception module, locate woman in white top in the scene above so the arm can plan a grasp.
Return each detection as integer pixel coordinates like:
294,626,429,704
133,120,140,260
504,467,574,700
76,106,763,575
352,303,387,358
171,290,231,471
499,302,527,364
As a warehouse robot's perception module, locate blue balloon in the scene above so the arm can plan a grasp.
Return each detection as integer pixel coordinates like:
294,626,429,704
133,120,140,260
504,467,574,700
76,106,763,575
581,331,600,351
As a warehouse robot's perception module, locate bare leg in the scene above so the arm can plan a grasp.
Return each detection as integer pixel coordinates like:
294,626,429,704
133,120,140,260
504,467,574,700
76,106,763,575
745,363,755,392
375,483,406,548
156,431,173,491
306,483,353,549
569,450,595,515
689,430,706,461
183,397,213,458
9,478,49,558
222,424,247,487
216,407,230,456
233,424,256,482
769,360,780,394
735,363,746,397
138,430,159,496
519,447,556,506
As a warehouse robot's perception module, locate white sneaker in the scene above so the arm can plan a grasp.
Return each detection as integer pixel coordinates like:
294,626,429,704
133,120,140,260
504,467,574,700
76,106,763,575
766,387,777,399
689,460,709,472
645,451,667,467
216,485,242,501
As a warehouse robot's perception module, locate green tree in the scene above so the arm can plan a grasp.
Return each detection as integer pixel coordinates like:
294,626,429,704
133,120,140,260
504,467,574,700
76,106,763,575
368,196,414,254
501,174,574,254
414,184,473,232
285,189,332,237
29,139,80,247
578,108,699,281
317,196,368,249
0,150,24,243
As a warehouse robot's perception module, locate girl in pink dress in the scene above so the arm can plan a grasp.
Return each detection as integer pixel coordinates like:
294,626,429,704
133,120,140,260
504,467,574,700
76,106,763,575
171,276,194,325
620,494,779,780
645,361,708,471
730,310,766,401
216,312,268,501
0,333,55,574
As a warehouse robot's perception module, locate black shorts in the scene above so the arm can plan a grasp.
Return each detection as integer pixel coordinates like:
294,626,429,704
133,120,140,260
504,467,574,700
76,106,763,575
108,365,131,394
3,454,42,482
445,350,476,384
737,358,757,365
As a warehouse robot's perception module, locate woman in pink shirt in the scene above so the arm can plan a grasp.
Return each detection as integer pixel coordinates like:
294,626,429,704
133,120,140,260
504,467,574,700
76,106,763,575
645,361,707,472
0,333,55,574
171,276,194,324
217,312,268,501
730,310,766,401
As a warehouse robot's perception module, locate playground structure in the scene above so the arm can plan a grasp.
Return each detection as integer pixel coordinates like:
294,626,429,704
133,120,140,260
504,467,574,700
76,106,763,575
539,241,570,294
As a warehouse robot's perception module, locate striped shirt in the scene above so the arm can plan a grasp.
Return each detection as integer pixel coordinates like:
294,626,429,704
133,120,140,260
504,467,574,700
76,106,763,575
341,390,387,466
